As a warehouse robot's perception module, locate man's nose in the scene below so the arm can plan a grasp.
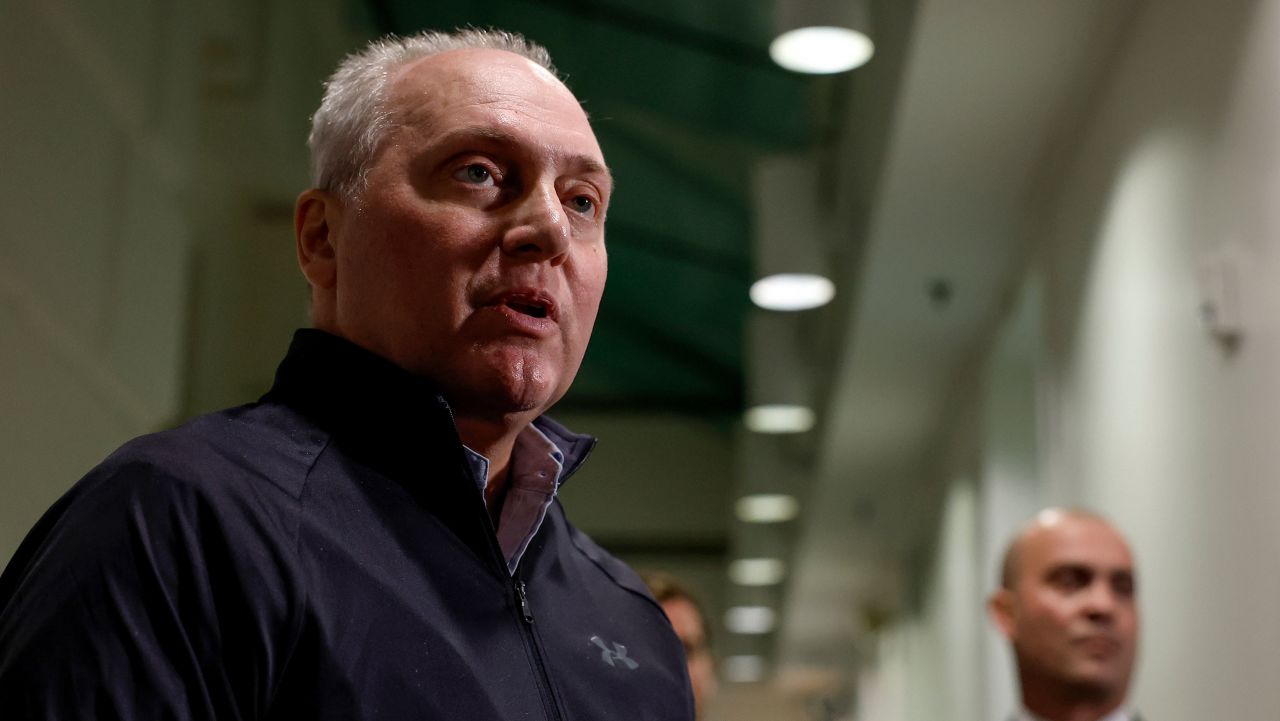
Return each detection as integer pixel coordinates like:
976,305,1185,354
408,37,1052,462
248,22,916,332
501,183,571,263
1082,582,1118,620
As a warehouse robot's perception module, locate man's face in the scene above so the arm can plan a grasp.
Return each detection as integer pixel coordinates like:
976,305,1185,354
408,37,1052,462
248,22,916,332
661,596,717,719
324,49,610,419
991,516,1139,702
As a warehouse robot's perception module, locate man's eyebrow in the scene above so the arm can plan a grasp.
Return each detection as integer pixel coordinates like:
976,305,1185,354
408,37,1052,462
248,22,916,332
1045,562,1093,576
575,157,614,192
431,125,518,148
429,126,614,187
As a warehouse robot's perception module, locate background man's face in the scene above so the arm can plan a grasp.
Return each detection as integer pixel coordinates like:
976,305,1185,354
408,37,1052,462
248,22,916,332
661,596,717,718
328,48,610,419
993,516,1139,701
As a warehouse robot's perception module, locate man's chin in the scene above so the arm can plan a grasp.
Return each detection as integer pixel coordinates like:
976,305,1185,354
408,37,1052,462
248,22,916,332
447,370,566,421
1061,666,1126,700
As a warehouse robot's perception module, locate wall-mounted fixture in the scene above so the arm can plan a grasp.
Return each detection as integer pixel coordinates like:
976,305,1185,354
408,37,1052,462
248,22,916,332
1197,243,1244,350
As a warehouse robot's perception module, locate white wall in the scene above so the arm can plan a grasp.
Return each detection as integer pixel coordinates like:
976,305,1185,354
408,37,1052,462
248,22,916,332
978,276,1047,721
1039,0,1280,716
857,282,1040,721
861,0,1280,718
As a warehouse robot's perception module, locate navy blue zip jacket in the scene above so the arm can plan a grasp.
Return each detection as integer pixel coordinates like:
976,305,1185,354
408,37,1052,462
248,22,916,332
0,329,694,720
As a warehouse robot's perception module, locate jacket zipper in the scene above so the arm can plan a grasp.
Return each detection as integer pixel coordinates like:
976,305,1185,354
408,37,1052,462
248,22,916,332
437,398,568,721
515,580,534,623
512,578,566,721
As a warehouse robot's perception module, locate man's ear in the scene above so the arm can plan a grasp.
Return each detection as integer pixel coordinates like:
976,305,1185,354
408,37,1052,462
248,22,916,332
988,588,1018,640
295,189,342,290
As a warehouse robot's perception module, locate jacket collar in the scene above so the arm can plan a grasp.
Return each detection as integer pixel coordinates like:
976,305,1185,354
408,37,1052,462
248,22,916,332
263,328,597,484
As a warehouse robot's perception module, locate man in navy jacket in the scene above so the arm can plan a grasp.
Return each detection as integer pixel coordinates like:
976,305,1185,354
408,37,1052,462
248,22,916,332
0,29,694,720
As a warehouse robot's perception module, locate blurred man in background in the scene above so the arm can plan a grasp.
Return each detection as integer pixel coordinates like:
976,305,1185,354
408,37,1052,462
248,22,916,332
643,571,718,718
988,509,1141,721
0,28,692,720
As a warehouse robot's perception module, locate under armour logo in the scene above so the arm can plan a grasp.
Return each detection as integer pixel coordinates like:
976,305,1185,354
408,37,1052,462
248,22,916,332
589,635,639,670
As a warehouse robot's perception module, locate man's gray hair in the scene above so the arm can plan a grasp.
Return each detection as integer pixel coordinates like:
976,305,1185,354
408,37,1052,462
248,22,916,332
308,29,556,200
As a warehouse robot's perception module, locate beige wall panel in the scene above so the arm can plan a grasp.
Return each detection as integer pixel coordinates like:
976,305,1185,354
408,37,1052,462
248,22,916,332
57,0,165,121
0,0,194,568
557,412,734,541
0,0,126,349
107,159,192,424
0,299,146,569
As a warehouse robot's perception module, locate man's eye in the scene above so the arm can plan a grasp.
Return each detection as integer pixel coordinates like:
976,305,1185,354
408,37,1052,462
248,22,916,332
1111,573,1135,598
1048,567,1091,590
454,164,494,185
569,195,595,215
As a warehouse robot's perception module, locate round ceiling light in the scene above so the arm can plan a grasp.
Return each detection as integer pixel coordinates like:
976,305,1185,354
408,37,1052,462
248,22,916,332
769,26,875,75
722,655,768,683
744,404,815,434
725,605,777,634
735,494,800,523
750,273,835,311
729,558,787,586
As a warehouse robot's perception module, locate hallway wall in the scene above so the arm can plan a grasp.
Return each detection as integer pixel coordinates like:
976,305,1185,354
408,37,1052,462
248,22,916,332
1039,0,1280,716
0,0,200,566
864,0,1280,718
0,0,354,567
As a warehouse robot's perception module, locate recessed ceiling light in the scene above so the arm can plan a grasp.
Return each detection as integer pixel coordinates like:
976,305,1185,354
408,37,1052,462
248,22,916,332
770,26,875,75
750,273,835,311
736,494,800,523
725,605,777,634
722,655,768,683
729,558,787,586
744,404,815,434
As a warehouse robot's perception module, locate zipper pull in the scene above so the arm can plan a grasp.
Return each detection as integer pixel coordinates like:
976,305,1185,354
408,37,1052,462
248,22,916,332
515,580,534,623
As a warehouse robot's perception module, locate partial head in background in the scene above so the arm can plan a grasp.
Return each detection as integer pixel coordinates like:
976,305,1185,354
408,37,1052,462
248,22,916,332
988,508,1139,721
294,29,611,433
643,572,718,719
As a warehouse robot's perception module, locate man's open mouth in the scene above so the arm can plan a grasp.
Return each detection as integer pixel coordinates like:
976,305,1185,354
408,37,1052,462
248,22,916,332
493,291,555,320
506,298,549,318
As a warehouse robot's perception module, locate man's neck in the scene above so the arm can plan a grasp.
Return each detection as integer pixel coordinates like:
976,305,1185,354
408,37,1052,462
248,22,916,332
1022,685,1126,721
454,415,530,509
